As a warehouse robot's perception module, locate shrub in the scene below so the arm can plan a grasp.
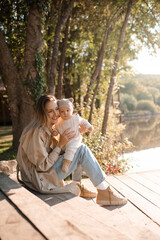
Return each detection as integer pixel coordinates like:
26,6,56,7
120,93,137,113
82,108,132,175
156,96,160,106
120,81,138,96
147,87,160,104
136,100,157,113
136,90,153,101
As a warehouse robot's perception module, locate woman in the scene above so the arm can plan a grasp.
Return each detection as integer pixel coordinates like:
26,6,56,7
17,95,127,206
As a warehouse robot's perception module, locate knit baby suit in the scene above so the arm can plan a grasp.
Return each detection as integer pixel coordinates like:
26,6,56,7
55,114,92,161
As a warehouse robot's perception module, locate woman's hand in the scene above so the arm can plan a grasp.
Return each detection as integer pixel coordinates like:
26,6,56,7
57,128,76,149
79,123,87,135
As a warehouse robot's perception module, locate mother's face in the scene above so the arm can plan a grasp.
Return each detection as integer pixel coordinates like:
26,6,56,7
45,100,59,125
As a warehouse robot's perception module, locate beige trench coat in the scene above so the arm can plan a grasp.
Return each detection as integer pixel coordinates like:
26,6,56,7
17,125,80,195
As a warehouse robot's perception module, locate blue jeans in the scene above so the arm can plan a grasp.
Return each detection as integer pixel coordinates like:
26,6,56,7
53,144,106,187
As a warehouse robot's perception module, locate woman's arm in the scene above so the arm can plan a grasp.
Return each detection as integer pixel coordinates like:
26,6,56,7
35,128,76,172
21,127,76,172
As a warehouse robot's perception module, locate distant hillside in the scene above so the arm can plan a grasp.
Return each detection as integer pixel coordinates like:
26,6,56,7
132,74,160,82
119,74,160,114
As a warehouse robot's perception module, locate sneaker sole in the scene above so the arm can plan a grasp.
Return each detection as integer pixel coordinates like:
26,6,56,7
80,192,97,198
96,199,127,206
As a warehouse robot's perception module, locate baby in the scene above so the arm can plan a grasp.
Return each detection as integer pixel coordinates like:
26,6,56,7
54,98,93,173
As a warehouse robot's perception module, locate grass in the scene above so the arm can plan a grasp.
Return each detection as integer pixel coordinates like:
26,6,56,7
0,125,17,161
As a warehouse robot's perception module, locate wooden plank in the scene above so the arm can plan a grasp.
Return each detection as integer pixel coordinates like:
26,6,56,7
36,187,131,240
0,191,45,240
137,171,160,185
127,172,160,195
151,170,160,177
116,174,160,208
52,197,130,240
58,183,160,239
105,175,160,226
145,169,160,177
37,179,160,240
38,192,132,240
6,172,160,240
0,173,92,240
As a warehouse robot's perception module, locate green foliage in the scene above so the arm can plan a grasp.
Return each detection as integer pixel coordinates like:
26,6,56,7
82,108,132,175
0,126,17,160
157,96,160,106
120,93,137,113
0,0,28,69
136,100,157,113
120,75,160,114
24,49,45,105
1,0,160,103
136,88,153,101
26,0,50,13
147,86,160,104
34,50,45,103
120,81,138,96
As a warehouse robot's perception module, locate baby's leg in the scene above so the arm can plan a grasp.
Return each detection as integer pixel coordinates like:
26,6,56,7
62,146,77,173
62,159,71,173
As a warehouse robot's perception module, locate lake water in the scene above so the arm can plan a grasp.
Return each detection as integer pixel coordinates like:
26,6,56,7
122,115,160,173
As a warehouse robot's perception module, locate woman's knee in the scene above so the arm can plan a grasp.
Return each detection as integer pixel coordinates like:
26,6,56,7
79,143,88,151
78,144,95,161
76,144,89,156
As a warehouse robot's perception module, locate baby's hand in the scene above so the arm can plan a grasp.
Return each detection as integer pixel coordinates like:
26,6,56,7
52,129,59,136
88,126,94,132
79,123,87,134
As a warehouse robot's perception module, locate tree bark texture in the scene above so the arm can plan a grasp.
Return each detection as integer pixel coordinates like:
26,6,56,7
64,77,73,98
0,3,42,147
46,2,55,87
23,4,43,81
102,0,133,135
88,71,101,124
57,17,70,99
77,74,83,116
0,30,20,147
48,0,74,95
84,20,111,106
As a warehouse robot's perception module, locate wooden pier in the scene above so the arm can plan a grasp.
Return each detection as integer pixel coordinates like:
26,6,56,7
0,169,160,240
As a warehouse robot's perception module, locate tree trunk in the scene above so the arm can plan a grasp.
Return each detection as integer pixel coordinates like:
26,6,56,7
84,20,110,106
0,32,33,148
46,2,55,86
57,17,71,99
63,55,73,98
102,0,133,135
77,74,83,116
0,3,43,148
23,4,43,80
0,30,20,147
84,2,126,107
64,77,73,98
48,0,74,95
88,71,101,124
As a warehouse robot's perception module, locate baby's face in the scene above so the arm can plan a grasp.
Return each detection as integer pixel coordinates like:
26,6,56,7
59,107,73,120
